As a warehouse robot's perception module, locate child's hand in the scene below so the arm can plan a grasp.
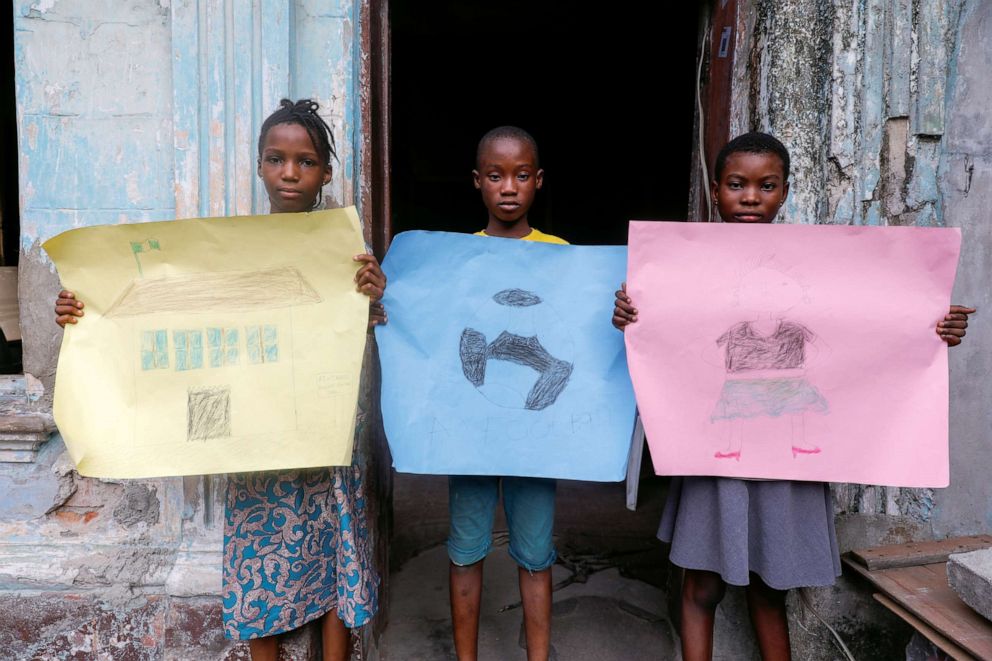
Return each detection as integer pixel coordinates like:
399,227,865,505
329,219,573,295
354,254,386,302
937,304,976,346
612,282,638,331
369,301,387,330
55,290,84,327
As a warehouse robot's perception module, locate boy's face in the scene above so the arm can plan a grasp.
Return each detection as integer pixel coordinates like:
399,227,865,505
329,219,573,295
473,137,544,225
712,152,789,224
257,122,332,213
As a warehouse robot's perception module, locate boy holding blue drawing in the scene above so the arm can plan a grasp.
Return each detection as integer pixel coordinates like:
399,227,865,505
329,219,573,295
446,126,564,661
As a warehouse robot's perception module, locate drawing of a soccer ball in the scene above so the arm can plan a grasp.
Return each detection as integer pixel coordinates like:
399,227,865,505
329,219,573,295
459,288,574,410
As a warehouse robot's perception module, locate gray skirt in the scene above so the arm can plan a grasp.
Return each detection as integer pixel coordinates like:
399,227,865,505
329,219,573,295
658,477,841,589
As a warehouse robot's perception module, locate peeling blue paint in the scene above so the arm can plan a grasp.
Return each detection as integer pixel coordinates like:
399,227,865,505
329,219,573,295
885,0,912,116
864,201,882,226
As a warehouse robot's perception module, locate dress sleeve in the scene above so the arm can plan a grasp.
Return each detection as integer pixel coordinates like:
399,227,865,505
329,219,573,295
795,322,816,343
716,326,734,347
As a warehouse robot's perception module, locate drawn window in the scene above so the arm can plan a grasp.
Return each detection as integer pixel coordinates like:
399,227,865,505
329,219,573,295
207,328,239,368
140,330,169,370
246,325,278,364
174,330,204,371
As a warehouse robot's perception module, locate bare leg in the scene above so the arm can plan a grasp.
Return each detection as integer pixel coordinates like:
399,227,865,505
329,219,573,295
450,560,484,661
745,574,792,661
321,611,350,661
790,414,819,456
716,419,744,459
248,636,278,661
518,567,552,661
680,569,726,661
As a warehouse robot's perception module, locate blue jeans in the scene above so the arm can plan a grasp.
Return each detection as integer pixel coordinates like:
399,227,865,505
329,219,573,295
447,476,557,571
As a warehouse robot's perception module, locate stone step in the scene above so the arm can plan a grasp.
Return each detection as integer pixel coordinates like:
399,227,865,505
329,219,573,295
948,547,992,622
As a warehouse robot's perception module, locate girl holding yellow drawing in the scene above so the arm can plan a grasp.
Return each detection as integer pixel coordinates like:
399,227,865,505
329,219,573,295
55,99,384,661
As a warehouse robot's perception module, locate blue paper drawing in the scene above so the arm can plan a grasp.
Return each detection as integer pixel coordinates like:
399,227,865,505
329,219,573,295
459,288,574,410
376,231,636,481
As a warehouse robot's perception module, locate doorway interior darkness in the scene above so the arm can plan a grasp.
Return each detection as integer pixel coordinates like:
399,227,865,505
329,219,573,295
390,2,701,246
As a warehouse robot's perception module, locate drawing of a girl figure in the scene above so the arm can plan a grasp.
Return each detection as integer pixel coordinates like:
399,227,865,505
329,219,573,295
708,257,828,460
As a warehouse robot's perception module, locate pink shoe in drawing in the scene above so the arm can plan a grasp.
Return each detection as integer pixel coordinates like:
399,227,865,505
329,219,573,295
714,450,741,461
792,446,821,458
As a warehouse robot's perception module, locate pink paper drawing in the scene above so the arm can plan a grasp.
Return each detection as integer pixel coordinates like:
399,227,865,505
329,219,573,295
625,221,961,487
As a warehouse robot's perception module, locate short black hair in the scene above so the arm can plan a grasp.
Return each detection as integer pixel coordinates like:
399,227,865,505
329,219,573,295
257,99,337,168
475,126,540,169
713,132,790,182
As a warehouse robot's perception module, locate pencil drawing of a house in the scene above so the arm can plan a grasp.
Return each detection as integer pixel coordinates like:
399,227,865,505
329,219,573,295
104,267,321,442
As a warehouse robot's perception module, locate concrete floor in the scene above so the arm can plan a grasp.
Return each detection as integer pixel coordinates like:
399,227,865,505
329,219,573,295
381,472,763,661
381,473,681,660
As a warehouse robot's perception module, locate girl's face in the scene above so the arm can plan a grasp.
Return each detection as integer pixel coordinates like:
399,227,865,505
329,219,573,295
257,122,331,213
712,152,789,223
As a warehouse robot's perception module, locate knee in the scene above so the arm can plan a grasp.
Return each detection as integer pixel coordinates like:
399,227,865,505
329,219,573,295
682,570,727,610
746,574,787,608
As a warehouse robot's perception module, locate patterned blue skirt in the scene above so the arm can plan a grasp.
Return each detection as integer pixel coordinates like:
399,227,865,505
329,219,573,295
222,465,378,640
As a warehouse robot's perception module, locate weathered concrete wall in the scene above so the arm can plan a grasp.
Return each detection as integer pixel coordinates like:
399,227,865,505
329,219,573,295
705,0,991,657
8,1,381,658
934,0,992,538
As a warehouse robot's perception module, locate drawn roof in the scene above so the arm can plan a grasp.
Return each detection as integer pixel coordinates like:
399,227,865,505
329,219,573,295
104,267,322,318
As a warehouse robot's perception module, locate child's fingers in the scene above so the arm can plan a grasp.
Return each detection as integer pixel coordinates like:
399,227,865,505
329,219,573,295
615,298,637,315
354,262,387,292
356,266,386,288
353,254,384,276
56,297,84,310
949,304,977,315
55,314,78,328
55,304,84,317
613,306,637,326
612,312,633,330
937,320,966,345
360,282,384,301
368,302,388,329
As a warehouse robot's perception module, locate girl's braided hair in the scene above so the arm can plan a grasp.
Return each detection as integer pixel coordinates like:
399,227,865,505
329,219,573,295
257,98,337,168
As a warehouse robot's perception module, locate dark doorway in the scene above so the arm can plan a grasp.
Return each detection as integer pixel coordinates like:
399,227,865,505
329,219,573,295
1,6,20,265
390,2,701,246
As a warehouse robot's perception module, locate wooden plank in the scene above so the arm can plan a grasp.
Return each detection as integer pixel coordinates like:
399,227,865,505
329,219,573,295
873,593,976,661
844,560,992,659
849,535,992,570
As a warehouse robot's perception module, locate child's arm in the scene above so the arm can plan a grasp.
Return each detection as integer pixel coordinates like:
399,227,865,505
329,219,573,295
354,254,388,328
55,290,84,327
937,305,976,346
612,282,637,330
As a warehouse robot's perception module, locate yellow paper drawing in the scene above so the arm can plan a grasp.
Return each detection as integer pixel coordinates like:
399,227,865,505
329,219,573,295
43,207,369,478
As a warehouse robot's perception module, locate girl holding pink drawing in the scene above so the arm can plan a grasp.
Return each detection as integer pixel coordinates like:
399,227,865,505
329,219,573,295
612,132,974,660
